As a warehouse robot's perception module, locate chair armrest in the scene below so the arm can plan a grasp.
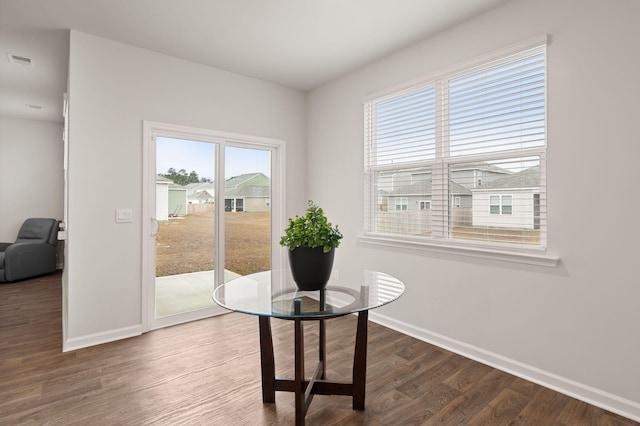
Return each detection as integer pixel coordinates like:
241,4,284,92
0,242,11,252
3,242,57,282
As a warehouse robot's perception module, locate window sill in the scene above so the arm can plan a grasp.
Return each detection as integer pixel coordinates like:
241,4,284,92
358,234,559,268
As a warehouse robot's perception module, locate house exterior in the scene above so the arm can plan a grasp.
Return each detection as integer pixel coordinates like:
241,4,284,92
224,173,271,212
159,174,271,214
155,176,172,221
471,166,541,230
168,184,187,217
376,173,472,235
185,182,215,204
450,162,511,190
379,177,473,212
375,164,539,231
376,163,508,212
157,177,189,219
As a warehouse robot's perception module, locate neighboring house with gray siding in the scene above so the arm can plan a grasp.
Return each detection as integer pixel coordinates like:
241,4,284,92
471,166,541,230
224,173,271,212
380,178,472,212
185,182,215,204
450,162,511,190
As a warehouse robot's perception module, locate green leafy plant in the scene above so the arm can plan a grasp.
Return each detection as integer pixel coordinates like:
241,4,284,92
279,200,343,253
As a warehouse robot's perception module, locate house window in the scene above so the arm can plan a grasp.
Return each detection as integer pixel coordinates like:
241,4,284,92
394,197,408,211
364,37,547,250
502,196,513,215
419,200,431,210
490,196,500,214
490,195,512,215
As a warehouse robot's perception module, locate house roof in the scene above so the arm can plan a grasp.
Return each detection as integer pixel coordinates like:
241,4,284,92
383,180,471,196
225,173,269,188
450,162,511,175
225,173,271,198
156,175,173,184
476,166,540,190
184,182,215,190
450,181,473,195
188,189,215,200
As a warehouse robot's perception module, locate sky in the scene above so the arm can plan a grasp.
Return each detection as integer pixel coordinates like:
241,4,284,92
156,137,271,181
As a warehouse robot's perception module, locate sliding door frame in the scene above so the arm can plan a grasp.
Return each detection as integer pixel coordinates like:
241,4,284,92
142,121,286,332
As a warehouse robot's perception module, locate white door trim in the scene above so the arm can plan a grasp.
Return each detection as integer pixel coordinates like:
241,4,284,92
141,120,286,332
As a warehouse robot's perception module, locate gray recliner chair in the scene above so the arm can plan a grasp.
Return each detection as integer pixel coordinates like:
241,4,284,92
0,218,59,283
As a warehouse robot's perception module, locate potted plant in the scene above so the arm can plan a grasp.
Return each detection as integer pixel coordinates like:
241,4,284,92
280,200,343,290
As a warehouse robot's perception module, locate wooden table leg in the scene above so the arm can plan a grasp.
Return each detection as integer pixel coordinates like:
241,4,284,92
260,308,370,423
258,316,275,403
319,318,326,380
294,316,305,425
319,291,326,380
353,310,369,410
293,298,306,426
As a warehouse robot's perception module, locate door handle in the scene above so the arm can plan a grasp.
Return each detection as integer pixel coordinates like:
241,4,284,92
151,217,159,237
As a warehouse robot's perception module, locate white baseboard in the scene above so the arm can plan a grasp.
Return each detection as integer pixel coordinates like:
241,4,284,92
368,311,640,423
63,324,142,352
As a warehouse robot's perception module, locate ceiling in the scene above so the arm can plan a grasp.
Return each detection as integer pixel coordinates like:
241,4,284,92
0,0,511,123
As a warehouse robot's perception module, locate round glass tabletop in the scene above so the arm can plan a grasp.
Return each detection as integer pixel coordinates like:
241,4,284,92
213,269,404,319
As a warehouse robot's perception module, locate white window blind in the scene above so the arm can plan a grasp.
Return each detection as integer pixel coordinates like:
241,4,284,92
371,87,436,165
364,41,547,250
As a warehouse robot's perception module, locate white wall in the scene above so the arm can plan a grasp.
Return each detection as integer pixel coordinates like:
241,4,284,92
307,0,640,420
66,31,307,347
0,116,63,241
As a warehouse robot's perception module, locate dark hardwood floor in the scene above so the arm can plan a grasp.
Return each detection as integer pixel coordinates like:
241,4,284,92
1,272,637,425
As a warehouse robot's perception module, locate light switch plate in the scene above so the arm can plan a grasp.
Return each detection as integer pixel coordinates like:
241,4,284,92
115,208,133,223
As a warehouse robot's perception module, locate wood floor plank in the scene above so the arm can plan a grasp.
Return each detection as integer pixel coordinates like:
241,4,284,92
442,358,494,393
516,386,575,425
396,351,470,400
467,388,533,425
557,398,605,426
425,368,515,425
1,272,638,425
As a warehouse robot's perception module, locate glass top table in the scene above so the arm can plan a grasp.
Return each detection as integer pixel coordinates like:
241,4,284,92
212,269,405,426
213,269,405,319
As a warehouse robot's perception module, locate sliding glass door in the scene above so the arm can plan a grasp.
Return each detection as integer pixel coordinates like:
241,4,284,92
154,137,217,318
143,122,283,331
223,146,272,283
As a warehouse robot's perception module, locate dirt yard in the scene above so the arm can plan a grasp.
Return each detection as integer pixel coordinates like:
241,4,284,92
155,210,271,277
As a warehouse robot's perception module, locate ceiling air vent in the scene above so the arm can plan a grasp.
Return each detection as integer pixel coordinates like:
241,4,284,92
7,53,34,67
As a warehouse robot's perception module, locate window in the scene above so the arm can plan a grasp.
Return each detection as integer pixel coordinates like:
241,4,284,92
419,200,431,210
490,196,501,214
490,195,512,215
364,37,547,251
502,196,513,215
394,197,408,211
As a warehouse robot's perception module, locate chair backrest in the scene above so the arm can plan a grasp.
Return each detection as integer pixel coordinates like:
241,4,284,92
15,218,58,246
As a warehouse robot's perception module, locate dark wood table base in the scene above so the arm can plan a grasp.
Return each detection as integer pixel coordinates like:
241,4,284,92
258,310,369,426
